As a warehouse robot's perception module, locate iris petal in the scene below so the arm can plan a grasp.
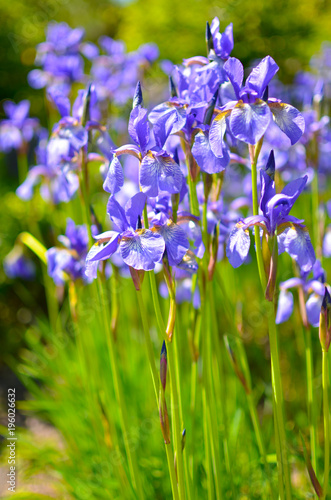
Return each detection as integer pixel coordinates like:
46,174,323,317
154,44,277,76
269,102,305,145
120,229,165,271
283,225,316,272
226,224,251,268
140,153,183,197
229,100,271,145
209,111,230,158
276,289,294,324
103,156,124,195
192,130,229,174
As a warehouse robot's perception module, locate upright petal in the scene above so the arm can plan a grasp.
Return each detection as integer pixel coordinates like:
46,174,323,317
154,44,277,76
269,102,305,145
125,192,147,229
107,196,129,232
260,168,276,216
128,106,150,152
223,57,244,98
120,229,165,270
226,223,251,268
246,56,279,98
229,100,271,145
87,232,120,262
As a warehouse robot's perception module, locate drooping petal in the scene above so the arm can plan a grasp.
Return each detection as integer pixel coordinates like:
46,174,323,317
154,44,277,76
226,223,251,268
140,152,183,197
269,102,305,145
223,57,244,98
246,56,279,98
107,196,129,232
229,100,271,145
112,144,141,160
283,225,316,272
125,192,147,229
209,110,230,158
87,232,120,262
306,293,323,327
153,218,189,267
120,229,165,271
149,101,187,134
103,156,124,195
192,130,229,174
276,289,294,324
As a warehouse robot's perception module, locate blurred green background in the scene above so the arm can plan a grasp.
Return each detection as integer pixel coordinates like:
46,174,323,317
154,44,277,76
1,0,331,109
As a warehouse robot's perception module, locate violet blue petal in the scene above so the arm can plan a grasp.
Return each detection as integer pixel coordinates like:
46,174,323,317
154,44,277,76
107,196,129,232
306,293,323,327
103,156,124,195
119,229,165,270
246,56,279,97
88,232,120,262
229,100,271,145
283,225,316,272
209,111,230,158
140,153,183,197
223,57,244,98
128,106,150,152
125,192,147,229
226,224,251,268
276,289,294,324
269,102,305,145
192,130,229,174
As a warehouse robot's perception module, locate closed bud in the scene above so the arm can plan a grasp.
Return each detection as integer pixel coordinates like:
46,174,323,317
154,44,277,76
319,287,331,352
159,391,170,444
160,341,167,391
204,89,219,125
132,81,143,109
206,21,214,55
169,76,178,98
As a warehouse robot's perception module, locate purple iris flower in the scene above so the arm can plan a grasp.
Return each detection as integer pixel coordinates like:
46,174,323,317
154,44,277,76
16,132,79,203
4,249,36,281
276,261,326,327
85,192,165,278
46,219,90,285
0,100,39,153
209,56,305,151
114,82,184,197
28,22,91,91
226,151,315,271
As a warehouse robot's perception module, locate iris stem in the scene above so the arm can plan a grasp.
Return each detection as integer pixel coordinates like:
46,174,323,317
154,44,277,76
305,327,317,474
96,280,144,500
147,271,186,500
322,350,330,499
250,141,292,499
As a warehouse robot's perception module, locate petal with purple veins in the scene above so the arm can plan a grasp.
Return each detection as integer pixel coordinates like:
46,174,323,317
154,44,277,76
269,102,305,145
140,152,183,197
229,100,271,145
120,229,165,271
209,111,230,158
283,225,316,272
103,156,124,195
155,220,189,266
192,130,229,174
107,196,129,232
226,223,251,268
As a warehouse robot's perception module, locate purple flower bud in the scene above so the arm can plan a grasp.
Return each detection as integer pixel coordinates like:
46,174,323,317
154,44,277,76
160,341,167,391
319,287,331,352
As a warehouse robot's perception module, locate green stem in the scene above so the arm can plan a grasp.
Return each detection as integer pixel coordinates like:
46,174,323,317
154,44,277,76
305,327,317,474
322,350,330,499
167,340,186,500
165,444,181,500
96,281,144,500
312,171,322,261
250,142,292,498
267,302,292,499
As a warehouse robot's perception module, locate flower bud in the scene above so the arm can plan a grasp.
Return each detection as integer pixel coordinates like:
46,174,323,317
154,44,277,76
319,287,331,352
160,341,167,391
